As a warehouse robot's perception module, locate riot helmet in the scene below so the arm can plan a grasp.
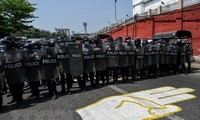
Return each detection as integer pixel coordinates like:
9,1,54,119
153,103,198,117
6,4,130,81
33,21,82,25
161,40,167,46
176,39,182,46
58,36,65,40
142,39,148,46
135,37,141,46
116,36,123,43
57,37,67,46
68,36,76,43
125,35,131,43
105,37,113,43
31,41,41,49
82,36,89,44
42,40,51,48
49,40,55,47
23,43,32,49
184,40,190,47
89,37,95,44
1,36,15,50
93,36,101,45
157,39,162,43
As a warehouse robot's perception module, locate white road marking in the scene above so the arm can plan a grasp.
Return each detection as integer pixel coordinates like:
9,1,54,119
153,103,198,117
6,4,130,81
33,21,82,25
108,85,186,120
77,86,196,120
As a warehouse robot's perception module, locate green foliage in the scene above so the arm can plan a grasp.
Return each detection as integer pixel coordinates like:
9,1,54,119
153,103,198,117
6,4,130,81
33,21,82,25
13,27,62,39
0,0,37,36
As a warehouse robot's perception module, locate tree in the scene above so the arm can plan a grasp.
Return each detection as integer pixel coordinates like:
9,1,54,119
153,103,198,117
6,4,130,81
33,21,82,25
13,27,61,39
0,0,37,36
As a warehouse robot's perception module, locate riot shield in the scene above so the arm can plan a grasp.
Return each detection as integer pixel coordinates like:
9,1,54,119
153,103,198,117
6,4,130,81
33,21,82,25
0,53,3,90
23,49,41,82
164,44,170,64
186,46,193,63
56,44,69,73
117,43,128,68
169,45,178,65
179,45,186,64
94,45,107,71
68,43,83,76
159,44,165,64
124,42,135,67
143,44,152,66
83,44,95,73
2,49,27,86
151,43,159,65
135,46,144,70
40,47,57,80
105,42,119,68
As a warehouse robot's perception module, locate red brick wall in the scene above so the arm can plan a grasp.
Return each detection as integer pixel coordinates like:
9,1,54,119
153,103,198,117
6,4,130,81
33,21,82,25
107,4,200,55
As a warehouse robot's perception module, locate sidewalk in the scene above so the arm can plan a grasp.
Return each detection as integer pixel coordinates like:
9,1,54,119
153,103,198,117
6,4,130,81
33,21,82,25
194,55,200,64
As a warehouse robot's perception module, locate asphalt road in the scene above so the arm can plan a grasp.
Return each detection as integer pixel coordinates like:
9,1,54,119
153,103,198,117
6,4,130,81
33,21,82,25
0,63,200,120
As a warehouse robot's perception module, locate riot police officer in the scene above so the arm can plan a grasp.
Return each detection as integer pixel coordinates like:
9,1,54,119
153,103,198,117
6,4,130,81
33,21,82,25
157,39,165,76
82,36,95,87
177,39,186,74
23,42,41,100
169,42,178,75
55,37,69,94
93,36,106,86
185,40,193,73
151,40,159,77
40,40,58,99
0,49,3,112
124,35,136,80
142,39,152,78
135,37,144,79
2,36,26,103
116,36,128,81
104,37,119,84
163,41,170,75
68,36,85,92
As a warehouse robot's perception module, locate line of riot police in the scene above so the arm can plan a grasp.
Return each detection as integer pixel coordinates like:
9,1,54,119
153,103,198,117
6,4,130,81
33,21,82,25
0,35,193,113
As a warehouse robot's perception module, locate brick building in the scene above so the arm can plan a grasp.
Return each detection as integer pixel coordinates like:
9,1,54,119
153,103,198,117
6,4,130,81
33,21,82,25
98,0,200,55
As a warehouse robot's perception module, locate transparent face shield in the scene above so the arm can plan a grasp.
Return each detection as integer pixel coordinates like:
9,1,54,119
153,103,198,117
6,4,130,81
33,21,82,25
58,42,65,46
43,45,49,49
126,39,131,43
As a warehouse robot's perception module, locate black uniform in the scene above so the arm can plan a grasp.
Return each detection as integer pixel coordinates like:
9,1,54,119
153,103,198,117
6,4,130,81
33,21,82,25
158,40,165,76
2,36,25,103
124,36,136,80
0,52,3,112
177,39,186,74
185,41,193,73
135,38,144,79
40,41,58,99
142,39,152,78
104,37,119,84
169,43,178,74
23,42,41,100
151,41,159,77
68,36,85,92
56,37,71,94
82,36,95,87
163,42,170,75
93,36,107,86
116,36,128,81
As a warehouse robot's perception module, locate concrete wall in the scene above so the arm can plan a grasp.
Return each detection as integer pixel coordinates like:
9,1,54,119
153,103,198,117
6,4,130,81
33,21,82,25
108,3,200,55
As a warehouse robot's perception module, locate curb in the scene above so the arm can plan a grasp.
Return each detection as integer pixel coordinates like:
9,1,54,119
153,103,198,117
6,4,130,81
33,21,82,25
194,56,200,64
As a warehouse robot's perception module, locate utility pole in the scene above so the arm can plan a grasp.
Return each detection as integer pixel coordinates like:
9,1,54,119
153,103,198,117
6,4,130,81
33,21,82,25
115,0,117,22
83,22,87,35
